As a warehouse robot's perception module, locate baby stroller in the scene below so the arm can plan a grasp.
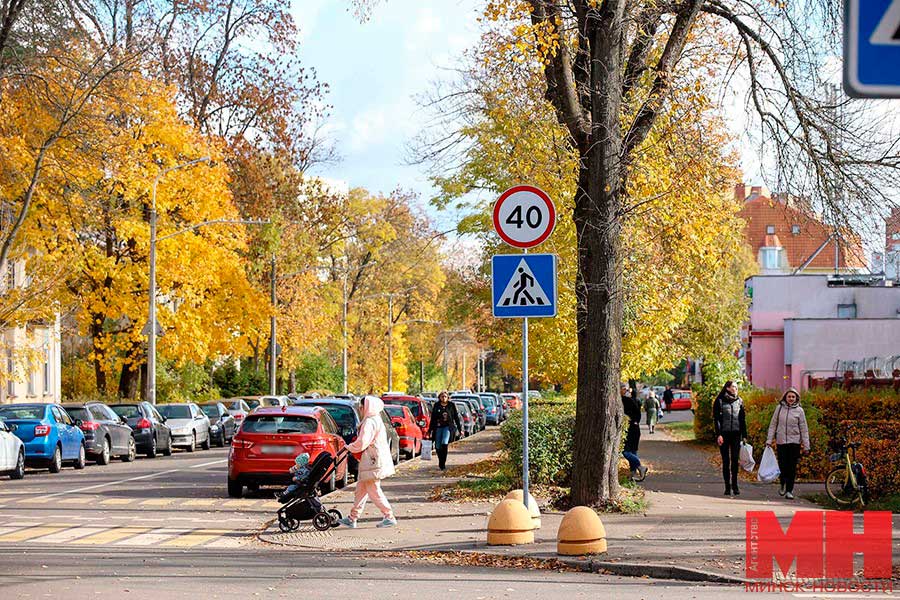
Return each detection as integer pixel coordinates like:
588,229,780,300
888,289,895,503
277,451,346,532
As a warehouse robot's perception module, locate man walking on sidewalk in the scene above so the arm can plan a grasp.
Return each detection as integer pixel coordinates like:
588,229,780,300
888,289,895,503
622,384,648,481
428,391,463,471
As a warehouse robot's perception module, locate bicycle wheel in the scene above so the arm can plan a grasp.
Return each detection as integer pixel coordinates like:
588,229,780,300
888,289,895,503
825,466,858,506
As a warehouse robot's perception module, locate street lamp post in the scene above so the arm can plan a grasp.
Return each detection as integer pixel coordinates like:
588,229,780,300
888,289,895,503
148,157,210,405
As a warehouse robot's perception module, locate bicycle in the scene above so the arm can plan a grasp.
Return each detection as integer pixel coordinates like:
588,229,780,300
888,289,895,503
824,439,869,507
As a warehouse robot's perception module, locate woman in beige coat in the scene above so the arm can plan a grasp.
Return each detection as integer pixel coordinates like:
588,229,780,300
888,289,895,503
766,387,810,500
338,396,397,528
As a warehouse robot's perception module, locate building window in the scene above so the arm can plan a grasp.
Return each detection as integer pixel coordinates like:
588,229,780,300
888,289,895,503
837,303,857,319
791,225,801,235
762,247,783,270
5,350,13,397
766,225,776,235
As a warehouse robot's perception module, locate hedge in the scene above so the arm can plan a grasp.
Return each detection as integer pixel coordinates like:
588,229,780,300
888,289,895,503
740,387,900,496
500,402,575,486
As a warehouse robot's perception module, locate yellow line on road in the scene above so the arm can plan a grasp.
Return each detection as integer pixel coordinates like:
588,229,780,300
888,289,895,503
58,497,93,505
140,498,175,507
160,529,232,548
0,526,68,542
71,527,151,545
221,500,260,509
99,498,133,506
181,499,217,507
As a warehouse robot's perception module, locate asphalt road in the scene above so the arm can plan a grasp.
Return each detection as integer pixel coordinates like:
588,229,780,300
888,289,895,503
0,417,793,599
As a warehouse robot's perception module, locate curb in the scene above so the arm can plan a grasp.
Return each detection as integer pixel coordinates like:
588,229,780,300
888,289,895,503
568,558,747,584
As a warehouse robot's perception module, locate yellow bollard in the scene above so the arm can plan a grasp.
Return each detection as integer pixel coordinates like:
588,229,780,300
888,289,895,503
487,499,535,546
504,489,541,529
557,506,607,556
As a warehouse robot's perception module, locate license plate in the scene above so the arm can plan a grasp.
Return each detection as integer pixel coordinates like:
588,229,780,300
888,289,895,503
261,445,295,455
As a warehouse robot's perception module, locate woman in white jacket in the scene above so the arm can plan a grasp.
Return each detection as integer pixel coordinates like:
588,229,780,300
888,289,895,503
765,387,810,500
338,396,397,528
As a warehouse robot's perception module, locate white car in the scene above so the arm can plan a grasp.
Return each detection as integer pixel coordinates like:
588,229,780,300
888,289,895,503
0,419,25,479
257,395,289,408
156,403,211,452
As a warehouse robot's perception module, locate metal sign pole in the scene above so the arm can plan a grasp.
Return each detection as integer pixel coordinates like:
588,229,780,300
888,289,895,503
522,315,529,510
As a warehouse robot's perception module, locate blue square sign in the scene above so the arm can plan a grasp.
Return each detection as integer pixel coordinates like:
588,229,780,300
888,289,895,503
845,0,900,97
491,254,557,318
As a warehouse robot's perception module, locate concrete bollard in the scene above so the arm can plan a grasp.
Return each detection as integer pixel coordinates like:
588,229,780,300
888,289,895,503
557,506,607,556
504,489,541,529
487,499,535,546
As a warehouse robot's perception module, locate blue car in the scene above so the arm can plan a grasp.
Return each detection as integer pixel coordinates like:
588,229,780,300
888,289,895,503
0,404,86,472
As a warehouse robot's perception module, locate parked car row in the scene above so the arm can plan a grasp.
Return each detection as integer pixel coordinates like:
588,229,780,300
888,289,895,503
0,400,240,480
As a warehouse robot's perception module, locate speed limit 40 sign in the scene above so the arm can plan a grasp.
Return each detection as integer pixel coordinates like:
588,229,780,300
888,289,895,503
492,185,556,249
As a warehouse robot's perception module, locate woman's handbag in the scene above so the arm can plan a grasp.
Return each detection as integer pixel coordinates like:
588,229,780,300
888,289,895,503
739,442,755,472
757,446,780,482
421,439,433,461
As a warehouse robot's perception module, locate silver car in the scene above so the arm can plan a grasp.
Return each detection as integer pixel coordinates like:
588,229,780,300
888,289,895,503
156,403,210,452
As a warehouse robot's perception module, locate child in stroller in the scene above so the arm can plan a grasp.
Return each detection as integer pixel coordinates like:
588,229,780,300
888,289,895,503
275,451,345,532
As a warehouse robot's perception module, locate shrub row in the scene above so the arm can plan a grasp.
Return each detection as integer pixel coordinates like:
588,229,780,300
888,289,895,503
500,402,576,486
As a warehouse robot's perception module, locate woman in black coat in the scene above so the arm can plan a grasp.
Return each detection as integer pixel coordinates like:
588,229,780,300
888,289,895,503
427,391,463,470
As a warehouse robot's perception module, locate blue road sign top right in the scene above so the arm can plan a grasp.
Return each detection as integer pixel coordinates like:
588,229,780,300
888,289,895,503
845,0,900,98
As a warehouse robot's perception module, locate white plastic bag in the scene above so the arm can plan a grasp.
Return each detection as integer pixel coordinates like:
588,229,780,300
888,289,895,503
757,445,780,482
739,442,756,472
421,439,433,461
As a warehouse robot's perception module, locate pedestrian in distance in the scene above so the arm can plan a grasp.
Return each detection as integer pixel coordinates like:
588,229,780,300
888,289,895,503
427,391,463,471
663,385,674,412
765,387,810,500
714,380,747,497
338,396,397,529
622,384,648,481
644,391,660,434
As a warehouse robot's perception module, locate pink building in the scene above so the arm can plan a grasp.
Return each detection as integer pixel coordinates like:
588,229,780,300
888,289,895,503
745,274,900,391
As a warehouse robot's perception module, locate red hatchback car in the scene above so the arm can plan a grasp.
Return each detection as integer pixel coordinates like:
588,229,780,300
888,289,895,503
382,394,430,433
227,406,349,498
383,404,423,459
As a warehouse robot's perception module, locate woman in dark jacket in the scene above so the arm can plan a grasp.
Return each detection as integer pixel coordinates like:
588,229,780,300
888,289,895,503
428,391,463,471
713,380,747,496
622,384,648,481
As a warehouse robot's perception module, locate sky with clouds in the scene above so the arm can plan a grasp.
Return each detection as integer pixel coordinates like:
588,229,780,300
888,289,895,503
296,0,482,230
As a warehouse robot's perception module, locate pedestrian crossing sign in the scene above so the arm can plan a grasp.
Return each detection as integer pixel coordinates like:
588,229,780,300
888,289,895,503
845,0,900,97
491,254,557,318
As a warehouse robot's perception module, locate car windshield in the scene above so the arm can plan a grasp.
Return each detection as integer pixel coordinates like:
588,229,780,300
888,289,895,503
111,405,141,419
241,415,317,434
245,399,260,409
479,397,496,408
453,403,470,415
385,399,419,414
64,407,90,421
259,398,281,406
200,405,220,418
384,405,405,418
0,406,44,419
157,405,192,419
316,405,357,429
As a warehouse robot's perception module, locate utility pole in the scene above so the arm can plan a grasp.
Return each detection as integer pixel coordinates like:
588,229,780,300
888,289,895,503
419,360,424,394
387,293,394,392
269,254,277,395
342,275,348,394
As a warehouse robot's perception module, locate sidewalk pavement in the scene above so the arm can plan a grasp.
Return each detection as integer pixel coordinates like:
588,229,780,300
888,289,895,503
256,419,899,583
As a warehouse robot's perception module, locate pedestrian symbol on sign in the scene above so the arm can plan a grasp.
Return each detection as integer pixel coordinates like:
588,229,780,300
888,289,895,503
496,259,550,307
871,0,900,45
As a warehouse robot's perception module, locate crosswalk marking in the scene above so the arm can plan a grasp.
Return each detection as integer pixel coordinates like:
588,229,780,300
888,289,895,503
71,526,151,545
160,529,231,548
4,495,277,511
59,497,93,505
182,499,217,507
100,498,133,506
0,525,67,542
119,528,183,546
31,526,107,544
140,498,176,507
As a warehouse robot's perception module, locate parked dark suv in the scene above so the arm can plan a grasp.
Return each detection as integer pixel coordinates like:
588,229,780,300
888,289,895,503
199,402,236,447
110,402,173,458
62,402,135,464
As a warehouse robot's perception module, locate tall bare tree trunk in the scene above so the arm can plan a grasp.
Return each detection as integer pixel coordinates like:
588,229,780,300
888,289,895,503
570,8,627,505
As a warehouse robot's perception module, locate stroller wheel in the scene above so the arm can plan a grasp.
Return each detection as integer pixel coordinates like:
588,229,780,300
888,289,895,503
313,512,332,531
328,509,342,527
279,517,299,533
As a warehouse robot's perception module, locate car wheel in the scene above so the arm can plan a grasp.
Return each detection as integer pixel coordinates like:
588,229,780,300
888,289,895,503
122,437,136,462
97,438,111,465
227,478,242,498
48,446,62,473
200,431,211,450
73,444,86,470
187,432,196,453
146,434,158,459
216,431,225,448
11,449,25,479
336,465,349,489
162,434,173,456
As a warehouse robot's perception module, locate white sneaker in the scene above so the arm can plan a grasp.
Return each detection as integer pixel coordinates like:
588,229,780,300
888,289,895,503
376,517,397,528
785,492,794,500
